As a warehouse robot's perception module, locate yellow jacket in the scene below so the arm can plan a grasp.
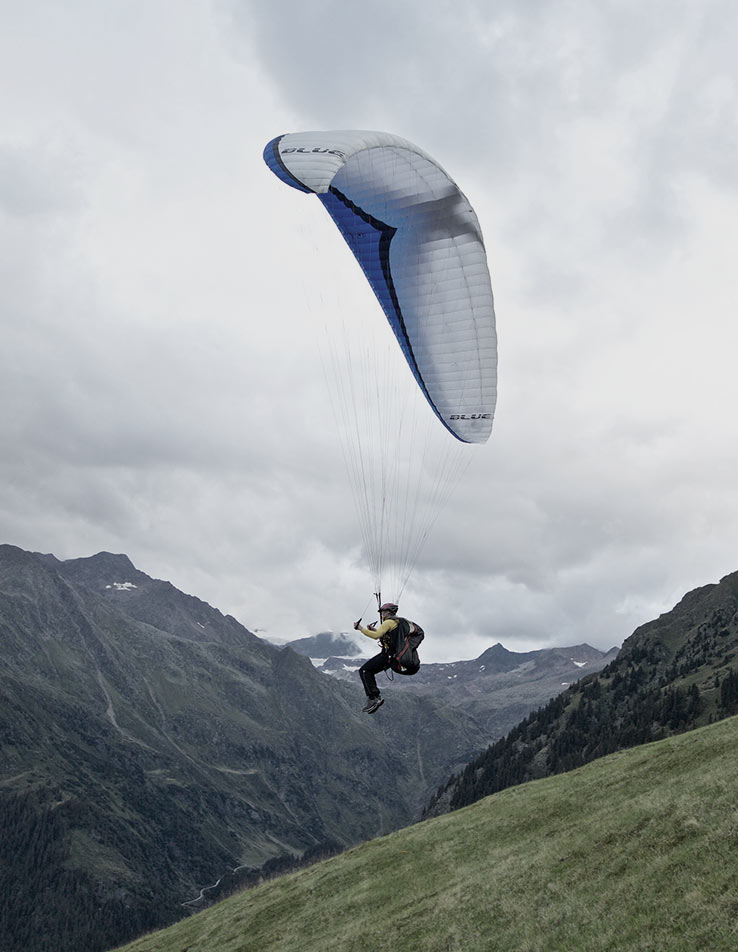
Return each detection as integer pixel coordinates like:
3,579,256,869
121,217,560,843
357,617,398,650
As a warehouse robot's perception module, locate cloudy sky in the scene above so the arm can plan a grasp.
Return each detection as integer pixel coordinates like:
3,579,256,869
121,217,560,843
2,0,738,662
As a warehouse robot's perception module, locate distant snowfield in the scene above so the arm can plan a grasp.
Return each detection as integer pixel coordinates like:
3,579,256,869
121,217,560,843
309,658,363,671
105,582,138,592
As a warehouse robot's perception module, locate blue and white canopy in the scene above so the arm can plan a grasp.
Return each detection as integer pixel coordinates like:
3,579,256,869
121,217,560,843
264,131,497,444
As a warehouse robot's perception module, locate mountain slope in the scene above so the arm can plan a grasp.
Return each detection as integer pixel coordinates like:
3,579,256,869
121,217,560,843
113,713,738,952
427,569,738,815
0,545,486,952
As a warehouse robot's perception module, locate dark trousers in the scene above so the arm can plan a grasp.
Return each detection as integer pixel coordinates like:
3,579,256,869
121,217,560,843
359,651,391,698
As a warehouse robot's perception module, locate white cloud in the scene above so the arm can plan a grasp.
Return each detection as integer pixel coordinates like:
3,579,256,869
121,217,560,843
2,0,738,663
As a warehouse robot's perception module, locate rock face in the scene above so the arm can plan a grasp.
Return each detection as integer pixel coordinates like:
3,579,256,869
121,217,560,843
0,545,486,952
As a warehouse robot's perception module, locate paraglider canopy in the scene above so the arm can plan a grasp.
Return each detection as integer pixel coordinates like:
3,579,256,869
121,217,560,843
264,131,497,444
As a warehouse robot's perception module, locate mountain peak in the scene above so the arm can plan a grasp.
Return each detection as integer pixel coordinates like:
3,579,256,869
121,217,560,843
475,643,519,672
286,631,365,658
71,551,137,574
52,552,146,593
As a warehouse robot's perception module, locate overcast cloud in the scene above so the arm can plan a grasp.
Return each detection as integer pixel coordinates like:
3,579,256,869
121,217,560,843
2,0,737,662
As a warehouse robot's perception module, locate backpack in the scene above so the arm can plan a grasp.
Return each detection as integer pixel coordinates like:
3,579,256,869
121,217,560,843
388,617,424,676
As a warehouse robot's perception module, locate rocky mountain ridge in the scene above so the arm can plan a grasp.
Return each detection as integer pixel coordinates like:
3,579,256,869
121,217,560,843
291,633,618,737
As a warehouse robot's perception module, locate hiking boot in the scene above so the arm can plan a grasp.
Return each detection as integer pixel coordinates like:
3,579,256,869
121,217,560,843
362,696,384,714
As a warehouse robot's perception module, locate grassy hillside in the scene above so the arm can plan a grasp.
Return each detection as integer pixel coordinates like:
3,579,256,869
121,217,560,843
113,715,738,952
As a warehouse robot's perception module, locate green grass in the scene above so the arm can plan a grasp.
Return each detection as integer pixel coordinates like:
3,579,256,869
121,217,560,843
113,716,738,952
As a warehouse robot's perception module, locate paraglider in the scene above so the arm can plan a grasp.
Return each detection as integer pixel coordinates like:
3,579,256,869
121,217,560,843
263,131,498,703
353,602,425,713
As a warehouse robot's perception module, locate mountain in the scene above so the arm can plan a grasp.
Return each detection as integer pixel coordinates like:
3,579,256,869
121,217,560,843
308,639,618,737
0,545,486,952
113,712,738,952
426,570,738,816
284,630,365,658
